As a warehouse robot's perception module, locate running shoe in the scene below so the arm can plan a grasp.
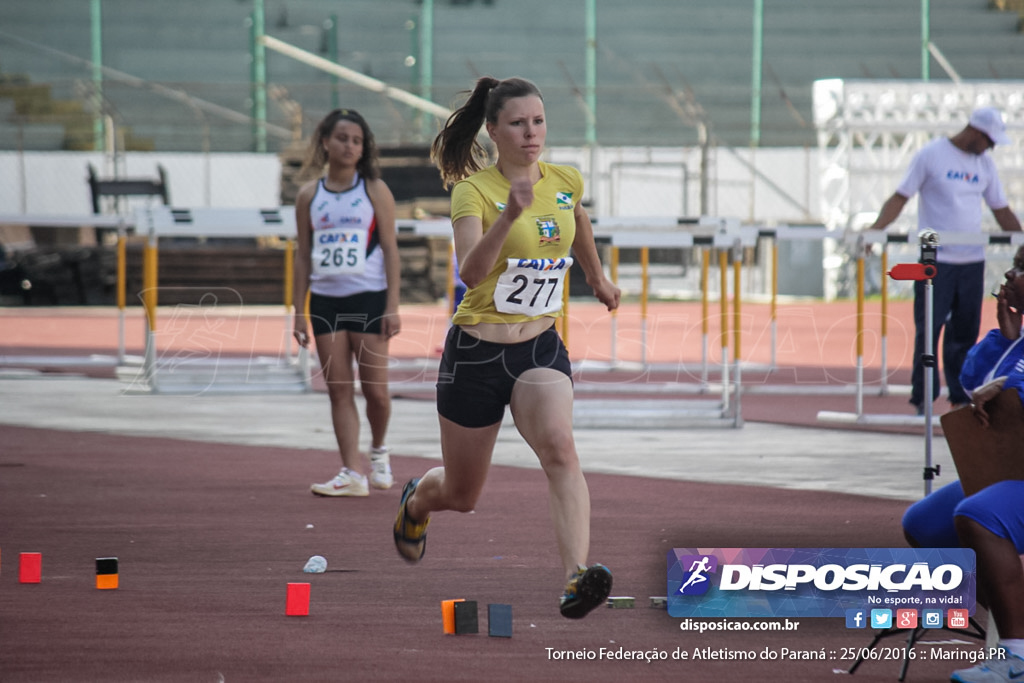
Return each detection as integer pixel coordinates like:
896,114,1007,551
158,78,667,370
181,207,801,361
951,650,1024,683
393,478,429,562
559,563,613,619
369,446,394,490
310,468,369,497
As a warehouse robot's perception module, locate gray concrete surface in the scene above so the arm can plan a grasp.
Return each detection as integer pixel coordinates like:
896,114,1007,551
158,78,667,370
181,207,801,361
0,371,952,502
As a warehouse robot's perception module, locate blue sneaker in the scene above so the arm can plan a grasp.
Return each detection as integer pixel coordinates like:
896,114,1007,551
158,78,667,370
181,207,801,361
951,649,1024,683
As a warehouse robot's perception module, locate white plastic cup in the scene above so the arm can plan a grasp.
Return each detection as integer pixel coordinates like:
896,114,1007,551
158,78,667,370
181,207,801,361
303,555,327,573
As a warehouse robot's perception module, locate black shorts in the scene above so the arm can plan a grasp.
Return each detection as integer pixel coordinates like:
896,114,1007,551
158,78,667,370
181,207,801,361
309,290,387,336
436,325,573,428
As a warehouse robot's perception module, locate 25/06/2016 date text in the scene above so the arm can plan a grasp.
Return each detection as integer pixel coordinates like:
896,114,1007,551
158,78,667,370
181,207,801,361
837,646,1003,663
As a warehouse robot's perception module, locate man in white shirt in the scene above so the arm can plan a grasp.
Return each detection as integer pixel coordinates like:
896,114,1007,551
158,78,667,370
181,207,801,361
869,107,1021,414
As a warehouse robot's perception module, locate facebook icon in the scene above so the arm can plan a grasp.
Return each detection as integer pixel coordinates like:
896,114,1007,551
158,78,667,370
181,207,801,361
846,609,866,629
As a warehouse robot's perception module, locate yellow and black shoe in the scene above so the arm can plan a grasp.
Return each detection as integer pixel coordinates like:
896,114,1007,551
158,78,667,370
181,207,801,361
559,563,612,619
393,478,429,563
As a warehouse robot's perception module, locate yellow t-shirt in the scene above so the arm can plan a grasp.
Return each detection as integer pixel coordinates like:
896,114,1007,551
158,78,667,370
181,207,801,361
450,161,582,325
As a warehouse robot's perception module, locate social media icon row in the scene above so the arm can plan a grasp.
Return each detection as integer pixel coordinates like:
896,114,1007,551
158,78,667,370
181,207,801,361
845,608,970,629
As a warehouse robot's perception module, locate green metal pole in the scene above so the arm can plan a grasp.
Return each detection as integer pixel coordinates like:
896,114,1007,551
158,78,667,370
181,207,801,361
327,14,339,110
419,0,434,141
91,0,103,151
750,0,763,147
585,0,598,204
921,0,930,81
585,0,596,147
251,0,267,153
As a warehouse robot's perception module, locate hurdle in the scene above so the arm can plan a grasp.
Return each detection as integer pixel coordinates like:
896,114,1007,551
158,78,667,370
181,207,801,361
572,222,754,428
755,223,846,372
586,218,851,388
124,210,456,393
579,219,975,413
817,230,1024,427
118,205,310,394
589,215,731,376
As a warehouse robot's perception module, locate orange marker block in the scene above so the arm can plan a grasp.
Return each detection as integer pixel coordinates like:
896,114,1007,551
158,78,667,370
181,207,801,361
96,557,119,590
441,598,465,634
286,583,310,616
19,552,41,584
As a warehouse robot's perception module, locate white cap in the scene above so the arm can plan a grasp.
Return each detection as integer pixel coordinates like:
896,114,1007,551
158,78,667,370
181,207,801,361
968,107,1011,146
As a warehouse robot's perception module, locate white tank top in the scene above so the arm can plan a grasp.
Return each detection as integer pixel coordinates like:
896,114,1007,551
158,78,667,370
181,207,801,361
308,174,387,297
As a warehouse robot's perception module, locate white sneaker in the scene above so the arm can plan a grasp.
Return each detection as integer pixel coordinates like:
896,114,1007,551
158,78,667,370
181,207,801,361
951,650,1024,683
311,468,369,497
370,447,394,490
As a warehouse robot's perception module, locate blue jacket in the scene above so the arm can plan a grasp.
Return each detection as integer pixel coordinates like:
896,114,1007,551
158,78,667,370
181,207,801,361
960,329,1024,402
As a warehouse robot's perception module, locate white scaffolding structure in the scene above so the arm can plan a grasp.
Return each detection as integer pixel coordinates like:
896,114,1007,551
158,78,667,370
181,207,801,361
814,78,1024,231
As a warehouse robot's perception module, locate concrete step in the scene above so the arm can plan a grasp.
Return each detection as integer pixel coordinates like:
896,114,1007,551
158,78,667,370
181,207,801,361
116,355,311,394
572,398,739,429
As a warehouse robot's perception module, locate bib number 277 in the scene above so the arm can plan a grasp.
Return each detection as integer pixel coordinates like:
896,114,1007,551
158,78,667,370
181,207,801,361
493,257,573,316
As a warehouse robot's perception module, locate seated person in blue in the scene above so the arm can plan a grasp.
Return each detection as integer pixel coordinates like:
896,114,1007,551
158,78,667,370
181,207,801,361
901,246,1024,683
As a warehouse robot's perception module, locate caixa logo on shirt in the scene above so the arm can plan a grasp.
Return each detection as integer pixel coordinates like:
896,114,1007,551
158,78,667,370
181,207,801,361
667,548,976,618
946,170,980,184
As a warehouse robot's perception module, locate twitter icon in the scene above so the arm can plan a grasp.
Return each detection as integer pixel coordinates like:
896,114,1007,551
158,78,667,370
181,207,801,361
870,609,893,629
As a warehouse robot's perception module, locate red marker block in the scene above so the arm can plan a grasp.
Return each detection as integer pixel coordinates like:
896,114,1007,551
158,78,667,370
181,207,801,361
286,583,310,616
19,552,41,584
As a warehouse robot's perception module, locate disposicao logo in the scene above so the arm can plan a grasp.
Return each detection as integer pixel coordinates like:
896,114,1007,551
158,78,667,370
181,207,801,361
667,548,976,619
676,555,718,596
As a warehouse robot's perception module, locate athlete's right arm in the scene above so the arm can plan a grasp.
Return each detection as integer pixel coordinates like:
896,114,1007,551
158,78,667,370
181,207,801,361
452,179,532,289
292,181,316,347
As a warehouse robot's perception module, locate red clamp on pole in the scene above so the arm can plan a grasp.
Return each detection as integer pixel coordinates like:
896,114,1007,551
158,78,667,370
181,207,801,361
888,263,937,281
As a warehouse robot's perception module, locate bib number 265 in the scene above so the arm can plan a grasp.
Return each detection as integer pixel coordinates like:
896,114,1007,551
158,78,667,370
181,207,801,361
311,226,367,276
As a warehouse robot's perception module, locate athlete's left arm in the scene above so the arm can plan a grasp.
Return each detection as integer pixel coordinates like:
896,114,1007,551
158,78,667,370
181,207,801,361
571,202,620,312
367,178,402,337
992,206,1022,233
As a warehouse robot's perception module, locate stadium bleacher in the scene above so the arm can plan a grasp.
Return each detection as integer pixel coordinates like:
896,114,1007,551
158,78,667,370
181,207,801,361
1,0,1022,153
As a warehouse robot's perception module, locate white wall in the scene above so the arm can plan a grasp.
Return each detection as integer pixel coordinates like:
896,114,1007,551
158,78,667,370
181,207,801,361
0,147,821,225
0,152,282,215
549,145,821,225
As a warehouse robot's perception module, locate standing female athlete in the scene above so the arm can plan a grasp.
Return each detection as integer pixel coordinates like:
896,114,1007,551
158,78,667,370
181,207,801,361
392,77,620,619
294,109,401,497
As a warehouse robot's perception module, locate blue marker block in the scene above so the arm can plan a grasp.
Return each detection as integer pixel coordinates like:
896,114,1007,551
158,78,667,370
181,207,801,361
488,603,512,638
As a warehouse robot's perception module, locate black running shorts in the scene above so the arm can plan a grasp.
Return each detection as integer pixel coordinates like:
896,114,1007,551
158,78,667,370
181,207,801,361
309,290,387,336
436,324,573,428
